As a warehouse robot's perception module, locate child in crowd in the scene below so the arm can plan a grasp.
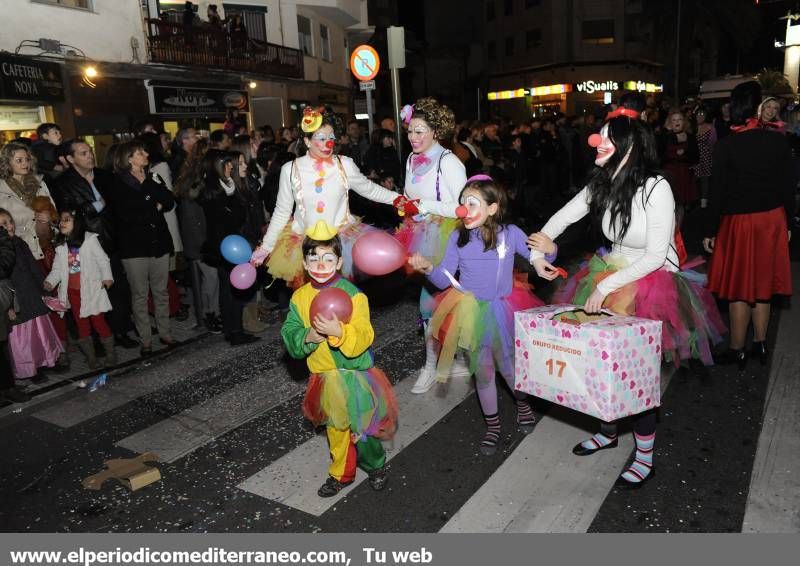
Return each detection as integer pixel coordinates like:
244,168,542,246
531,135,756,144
281,222,397,497
0,208,64,382
44,209,115,369
408,176,554,455
32,196,70,371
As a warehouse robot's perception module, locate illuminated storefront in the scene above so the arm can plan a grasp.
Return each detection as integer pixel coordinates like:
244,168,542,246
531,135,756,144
0,53,65,143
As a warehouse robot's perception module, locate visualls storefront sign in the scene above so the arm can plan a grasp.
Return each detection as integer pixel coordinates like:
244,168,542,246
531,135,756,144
576,80,664,94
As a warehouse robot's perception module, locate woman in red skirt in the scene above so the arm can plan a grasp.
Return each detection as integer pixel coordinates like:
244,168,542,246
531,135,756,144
703,81,794,369
659,109,699,225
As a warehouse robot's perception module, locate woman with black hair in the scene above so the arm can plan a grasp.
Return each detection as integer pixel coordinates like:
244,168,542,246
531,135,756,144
138,132,183,259
703,81,793,369
200,152,260,346
528,109,725,489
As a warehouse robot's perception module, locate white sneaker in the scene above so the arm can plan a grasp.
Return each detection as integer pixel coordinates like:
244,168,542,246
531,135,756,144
411,367,437,394
449,355,472,379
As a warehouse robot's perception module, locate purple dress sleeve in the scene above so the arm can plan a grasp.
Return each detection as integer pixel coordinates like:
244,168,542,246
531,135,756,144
428,231,460,290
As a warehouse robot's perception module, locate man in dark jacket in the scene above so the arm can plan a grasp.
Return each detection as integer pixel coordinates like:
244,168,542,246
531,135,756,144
57,139,139,348
0,226,28,403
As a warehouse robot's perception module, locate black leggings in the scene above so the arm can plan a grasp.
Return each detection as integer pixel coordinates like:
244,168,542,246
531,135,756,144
599,408,657,437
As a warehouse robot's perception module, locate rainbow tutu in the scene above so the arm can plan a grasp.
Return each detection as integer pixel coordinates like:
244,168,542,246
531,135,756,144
554,253,725,366
266,219,377,288
395,215,460,265
302,367,398,440
430,276,543,383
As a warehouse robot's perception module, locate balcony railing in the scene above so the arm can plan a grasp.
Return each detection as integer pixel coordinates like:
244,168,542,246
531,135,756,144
145,18,304,79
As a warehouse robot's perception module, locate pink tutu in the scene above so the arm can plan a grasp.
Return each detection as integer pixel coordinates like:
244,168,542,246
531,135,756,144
8,314,64,379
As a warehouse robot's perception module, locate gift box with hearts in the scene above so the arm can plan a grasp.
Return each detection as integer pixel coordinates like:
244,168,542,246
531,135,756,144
514,304,662,422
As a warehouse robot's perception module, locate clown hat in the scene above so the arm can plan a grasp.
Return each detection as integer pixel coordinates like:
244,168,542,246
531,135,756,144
305,220,338,241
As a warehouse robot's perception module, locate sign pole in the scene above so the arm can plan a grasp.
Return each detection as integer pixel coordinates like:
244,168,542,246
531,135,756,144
365,88,374,137
390,67,402,162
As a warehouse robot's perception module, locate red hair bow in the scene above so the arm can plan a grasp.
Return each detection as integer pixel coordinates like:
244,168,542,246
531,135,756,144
605,107,640,121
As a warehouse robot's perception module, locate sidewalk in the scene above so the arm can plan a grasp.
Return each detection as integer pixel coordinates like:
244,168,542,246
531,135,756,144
742,261,800,532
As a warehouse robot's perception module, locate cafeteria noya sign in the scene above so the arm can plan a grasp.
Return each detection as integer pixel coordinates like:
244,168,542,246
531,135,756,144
0,54,64,102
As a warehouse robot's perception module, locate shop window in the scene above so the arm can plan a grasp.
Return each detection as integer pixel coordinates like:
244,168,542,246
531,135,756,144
298,15,314,56
582,19,615,45
526,28,542,49
486,1,495,21
525,0,541,7
31,0,92,9
504,0,512,16
505,36,514,57
320,24,332,61
488,41,496,60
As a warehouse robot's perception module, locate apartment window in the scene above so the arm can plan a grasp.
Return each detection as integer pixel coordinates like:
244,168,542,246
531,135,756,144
224,4,268,42
31,0,92,8
488,41,496,60
582,19,615,45
526,28,542,49
319,24,332,61
487,1,495,21
297,15,314,56
504,0,512,16
525,0,541,7
505,36,514,56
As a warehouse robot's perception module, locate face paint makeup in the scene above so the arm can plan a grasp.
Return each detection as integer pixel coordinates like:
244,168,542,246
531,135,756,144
303,249,341,284
594,124,616,167
307,126,336,159
460,190,496,229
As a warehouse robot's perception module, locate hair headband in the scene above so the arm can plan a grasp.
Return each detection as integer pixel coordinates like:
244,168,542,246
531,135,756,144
605,107,640,121
466,174,493,183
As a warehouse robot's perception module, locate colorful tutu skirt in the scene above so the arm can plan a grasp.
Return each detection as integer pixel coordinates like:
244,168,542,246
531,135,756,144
9,314,65,379
266,219,377,289
707,207,792,303
430,277,544,383
302,367,398,440
554,253,725,366
395,215,460,265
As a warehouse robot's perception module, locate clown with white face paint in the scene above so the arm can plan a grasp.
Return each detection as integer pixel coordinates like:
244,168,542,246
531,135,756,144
528,110,725,490
408,177,551,455
281,221,398,498
394,97,470,394
250,106,404,287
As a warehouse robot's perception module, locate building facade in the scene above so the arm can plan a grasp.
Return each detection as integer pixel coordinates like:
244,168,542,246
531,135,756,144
485,0,665,122
1,0,371,152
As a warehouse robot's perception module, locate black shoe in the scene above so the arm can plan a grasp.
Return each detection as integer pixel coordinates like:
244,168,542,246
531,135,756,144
30,372,49,384
2,387,30,403
614,468,656,490
140,346,153,357
115,334,139,349
368,466,389,491
53,352,71,373
229,332,260,346
317,476,352,498
717,348,747,370
752,341,769,366
160,337,178,349
572,438,618,456
204,314,223,334
174,304,190,322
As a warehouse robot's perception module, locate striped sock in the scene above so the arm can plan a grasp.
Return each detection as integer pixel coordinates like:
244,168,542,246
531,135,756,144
621,432,655,483
580,431,617,451
516,399,536,428
481,413,501,450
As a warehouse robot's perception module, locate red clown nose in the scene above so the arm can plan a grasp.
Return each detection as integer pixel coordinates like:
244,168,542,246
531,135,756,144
325,140,335,149
588,133,602,148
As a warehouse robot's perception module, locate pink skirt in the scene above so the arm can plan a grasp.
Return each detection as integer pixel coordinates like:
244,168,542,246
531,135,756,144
8,315,64,379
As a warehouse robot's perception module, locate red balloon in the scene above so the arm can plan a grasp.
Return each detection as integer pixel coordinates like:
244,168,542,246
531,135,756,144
352,231,408,276
310,287,353,323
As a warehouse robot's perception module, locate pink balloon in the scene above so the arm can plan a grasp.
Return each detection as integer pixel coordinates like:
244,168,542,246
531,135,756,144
230,263,257,289
310,287,353,323
352,231,408,276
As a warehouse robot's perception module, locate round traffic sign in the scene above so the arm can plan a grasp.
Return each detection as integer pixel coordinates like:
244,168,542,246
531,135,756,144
350,45,380,82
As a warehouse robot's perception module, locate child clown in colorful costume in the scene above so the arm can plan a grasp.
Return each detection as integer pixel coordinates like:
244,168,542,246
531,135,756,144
281,221,398,497
251,106,407,287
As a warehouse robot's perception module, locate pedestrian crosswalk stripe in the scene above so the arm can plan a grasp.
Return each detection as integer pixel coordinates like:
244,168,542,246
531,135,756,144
237,374,474,516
